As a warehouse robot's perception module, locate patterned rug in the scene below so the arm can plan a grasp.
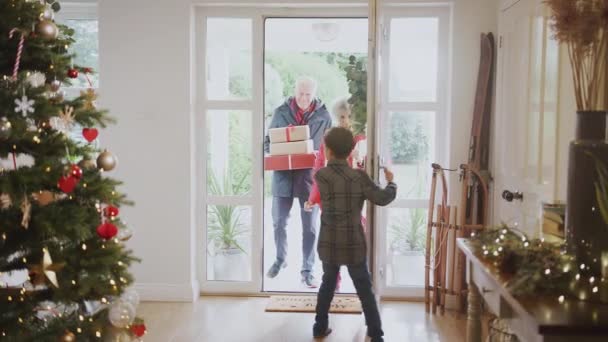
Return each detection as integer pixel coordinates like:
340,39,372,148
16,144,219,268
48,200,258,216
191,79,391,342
265,295,362,313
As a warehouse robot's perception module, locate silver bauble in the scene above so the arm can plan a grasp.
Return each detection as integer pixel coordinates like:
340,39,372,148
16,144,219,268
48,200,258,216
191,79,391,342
36,20,58,40
108,300,135,328
0,118,12,139
117,227,133,242
49,79,61,92
40,5,54,21
97,150,118,171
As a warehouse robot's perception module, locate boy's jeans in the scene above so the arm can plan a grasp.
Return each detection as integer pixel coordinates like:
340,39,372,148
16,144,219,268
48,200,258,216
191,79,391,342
314,262,384,338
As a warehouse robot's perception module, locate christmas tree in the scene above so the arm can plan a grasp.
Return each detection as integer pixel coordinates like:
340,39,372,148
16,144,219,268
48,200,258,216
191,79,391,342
0,1,146,340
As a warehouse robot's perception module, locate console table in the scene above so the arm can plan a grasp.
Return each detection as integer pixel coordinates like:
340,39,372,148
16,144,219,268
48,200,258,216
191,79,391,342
457,238,608,342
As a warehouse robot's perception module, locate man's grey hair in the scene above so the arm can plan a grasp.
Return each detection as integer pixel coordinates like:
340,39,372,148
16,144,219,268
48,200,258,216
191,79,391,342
294,76,318,93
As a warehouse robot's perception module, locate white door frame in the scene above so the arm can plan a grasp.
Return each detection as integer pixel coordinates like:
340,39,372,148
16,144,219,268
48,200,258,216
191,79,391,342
194,4,370,295
374,3,452,299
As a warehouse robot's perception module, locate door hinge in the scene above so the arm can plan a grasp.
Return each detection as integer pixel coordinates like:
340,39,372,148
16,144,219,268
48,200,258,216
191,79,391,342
499,35,503,48
382,25,388,41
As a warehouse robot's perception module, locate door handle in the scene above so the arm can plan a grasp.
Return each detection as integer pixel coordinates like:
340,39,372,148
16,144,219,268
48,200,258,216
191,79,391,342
502,190,523,202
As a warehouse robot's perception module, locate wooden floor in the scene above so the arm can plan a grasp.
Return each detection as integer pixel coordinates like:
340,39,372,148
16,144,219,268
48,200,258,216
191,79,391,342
137,297,470,342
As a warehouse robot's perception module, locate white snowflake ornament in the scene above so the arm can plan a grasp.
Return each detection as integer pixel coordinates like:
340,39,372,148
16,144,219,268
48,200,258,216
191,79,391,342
15,95,35,117
26,72,46,88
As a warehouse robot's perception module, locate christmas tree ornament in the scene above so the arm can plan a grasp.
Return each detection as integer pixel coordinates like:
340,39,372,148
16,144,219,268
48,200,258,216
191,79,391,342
97,150,118,171
97,222,118,239
50,105,74,134
0,117,11,139
104,205,119,218
40,5,54,21
108,300,135,328
117,227,133,242
60,330,76,342
32,191,55,206
49,79,61,92
70,164,82,179
36,20,58,40
57,175,78,193
78,158,97,170
8,28,25,79
121,288,140,307
14,94,35,117
82,128,98,142
51,1,61,12
130,323,146,338
26,72,46,88
67,68,78,79
0,194,12,209
20,196,31,229
81,88,98,110
28,249,64,287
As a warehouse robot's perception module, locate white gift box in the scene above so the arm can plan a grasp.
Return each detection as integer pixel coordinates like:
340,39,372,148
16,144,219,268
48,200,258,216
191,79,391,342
269,125,310,143
269,140,314,156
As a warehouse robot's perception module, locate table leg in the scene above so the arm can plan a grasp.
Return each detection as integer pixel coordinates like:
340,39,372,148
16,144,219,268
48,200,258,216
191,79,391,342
466,281,482,342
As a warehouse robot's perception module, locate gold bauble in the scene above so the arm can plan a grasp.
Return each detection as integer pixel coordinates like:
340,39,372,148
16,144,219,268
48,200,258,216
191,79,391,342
97,150,118,171
60,330,76,342
36,20,58,40
78,158,97,170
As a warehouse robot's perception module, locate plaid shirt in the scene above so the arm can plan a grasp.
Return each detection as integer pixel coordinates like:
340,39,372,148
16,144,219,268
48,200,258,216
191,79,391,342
315,159,397,265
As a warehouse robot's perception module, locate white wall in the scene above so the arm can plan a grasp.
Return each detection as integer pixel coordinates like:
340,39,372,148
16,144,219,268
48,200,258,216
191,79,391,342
98,0,497,301
446,0,498,203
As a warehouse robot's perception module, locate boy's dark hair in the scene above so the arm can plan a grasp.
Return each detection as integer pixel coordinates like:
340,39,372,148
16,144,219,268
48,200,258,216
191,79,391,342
324,127,354,159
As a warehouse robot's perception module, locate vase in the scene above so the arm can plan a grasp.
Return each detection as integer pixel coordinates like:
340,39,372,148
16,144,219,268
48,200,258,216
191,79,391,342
566,111,608,276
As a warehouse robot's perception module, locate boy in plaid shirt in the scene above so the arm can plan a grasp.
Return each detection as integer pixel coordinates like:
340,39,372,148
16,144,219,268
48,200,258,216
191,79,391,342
312,127,397,342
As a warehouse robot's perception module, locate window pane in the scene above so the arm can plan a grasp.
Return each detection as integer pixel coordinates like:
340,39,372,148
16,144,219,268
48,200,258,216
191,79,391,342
387,111,435,199
386,208,429,287
207,110,252,196
64,20,99,88
206,205,251,282
206,18,252,100
389,18,439,102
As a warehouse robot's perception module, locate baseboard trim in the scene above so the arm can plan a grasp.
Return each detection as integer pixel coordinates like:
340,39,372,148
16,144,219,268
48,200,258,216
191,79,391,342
134,281,200,302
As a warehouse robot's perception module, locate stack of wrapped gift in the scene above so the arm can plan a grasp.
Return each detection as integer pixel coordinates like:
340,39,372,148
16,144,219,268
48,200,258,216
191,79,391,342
264,125,317,171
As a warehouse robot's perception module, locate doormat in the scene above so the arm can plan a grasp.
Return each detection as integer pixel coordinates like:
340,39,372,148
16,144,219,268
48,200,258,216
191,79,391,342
265,295,362,314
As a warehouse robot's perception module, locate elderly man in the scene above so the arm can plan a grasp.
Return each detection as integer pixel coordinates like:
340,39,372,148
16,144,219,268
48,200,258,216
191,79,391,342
264,77,332,288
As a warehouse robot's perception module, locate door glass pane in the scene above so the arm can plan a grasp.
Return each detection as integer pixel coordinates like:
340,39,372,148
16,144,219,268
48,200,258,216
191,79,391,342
386,208,429,287
64,19,99,88
206,205,251,281
206,18,252,100
389,18,439,102
526,17,543,180
387,111,435,199
207,110,252,196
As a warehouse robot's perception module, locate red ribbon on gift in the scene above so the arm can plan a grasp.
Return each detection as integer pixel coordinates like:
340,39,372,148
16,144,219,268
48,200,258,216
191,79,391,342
285,124,296,142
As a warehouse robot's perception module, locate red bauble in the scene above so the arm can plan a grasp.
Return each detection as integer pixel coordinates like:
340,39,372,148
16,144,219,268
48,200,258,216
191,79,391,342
104,205,119,217
57,175,78,193
70,164,83,179
96,222,118,239
130,324,146,337
82,128,98,142
67,69,79,78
